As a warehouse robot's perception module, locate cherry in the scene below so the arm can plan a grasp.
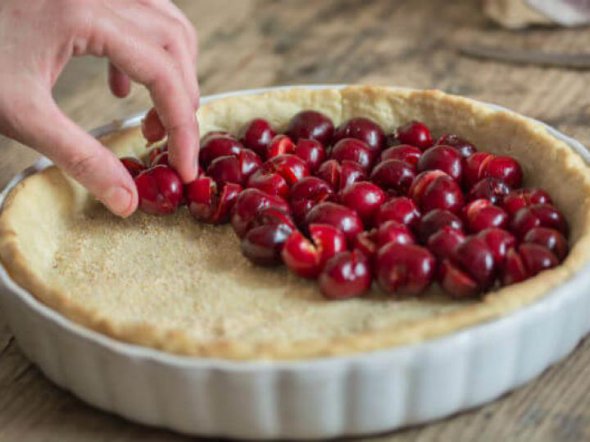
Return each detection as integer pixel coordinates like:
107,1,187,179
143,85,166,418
186,177,241,224
427,227,466,260
380,144,422,168
410,171,464,214
510,204,568,238
501,248,529,285
134,166,183,215
294,139,326,172
417,145,463,182
480,155,523,189
319,250,372,299
453,236,496,289
374,197,421,230
282,224,347,278
370,159,416,195
502,188,553,217
264,154,310,185
250,206,297,232
148,145,167,165
519,243,558,276
239,118,276,157
354,221,415,264
523,227,568,261
463,199,508,233
417,209,464,242
340,181,387,225
435,134,477,158
330,138,373,171
230,188,290,238
376,243,435,297
141,107,165,144
305,202,364,243
464,152,493,188
316,159,366,192
241,223,292,266
200,135,243,169
247,170,289,198
467,178,510,204
207,149,262,187
286,110,334,145
396,120,432,150
333,117,385,157
438,260,479,299
289,176,334,224
120,157,146,177
266,134,295,159
477,227,516,266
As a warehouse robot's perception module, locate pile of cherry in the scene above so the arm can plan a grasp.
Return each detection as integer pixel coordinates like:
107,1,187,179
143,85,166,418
121,107,570,300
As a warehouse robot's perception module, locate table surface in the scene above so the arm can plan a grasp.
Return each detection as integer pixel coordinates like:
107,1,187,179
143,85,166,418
1,1,590,441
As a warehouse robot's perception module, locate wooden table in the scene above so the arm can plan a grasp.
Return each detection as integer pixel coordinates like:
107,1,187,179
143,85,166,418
1,1,589,440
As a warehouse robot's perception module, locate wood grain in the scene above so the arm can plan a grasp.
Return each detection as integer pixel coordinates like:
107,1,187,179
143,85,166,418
1,0,590,440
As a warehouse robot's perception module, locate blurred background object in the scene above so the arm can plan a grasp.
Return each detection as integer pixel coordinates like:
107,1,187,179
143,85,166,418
485,0,590,28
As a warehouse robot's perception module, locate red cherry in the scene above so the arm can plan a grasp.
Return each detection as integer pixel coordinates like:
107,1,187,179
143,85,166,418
282,224,347,278
396,120,432,150
286,110,334,145
463,199,508,233
141,108,165,144
480,155,523,189
134,166,183,215
435,134,477,158
453,236,496,289
510,204,568,238
333,117,385,157
438,259,480,298
417,209,464,242
247,170,289,198
294,139,326,172
501,248,529,285
330,138,373,171
239,118,276,157
417,145,463,182
380,144,422,167
340,181,387,225
241,224,292,266
264,154,310,185
289,176,334,224
185,177,241,224
376,243,435,297
477,227,516,266
206,149,262,187
200,135,243,169
410,171,464,214
120,157,146,177
319,250,372,299
427,227,466,260
467,178,510,204
305,202,364,243
230,188,290,238
374,220,415,248
250,206,297,233
523,227,568,261
519,243,558,276
374,197,421,229
502,188,553,217
464,152,493,188
370,159,416,195
266,134,295,159
316,159,366,192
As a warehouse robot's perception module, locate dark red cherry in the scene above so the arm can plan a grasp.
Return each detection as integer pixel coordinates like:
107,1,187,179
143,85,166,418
370,159,416,195
467,178,510,204
120,157,146,177
241,224,292,266
380,144,422,167
230,188,290,238
200,135,243,169
502,188,553,217
286,110,334,145
333,117,385,157
417,209,464,242
374,197,421,230
376,243,435,297
294,139,326,172
305,202,364,243
239,118,276,157
134,166,183,215
510,204,568,238
417,145,463,182
330,138,373,171
319,250,372,299
523,227,568,261
340,181,387,225
316,159,366,192
435,134,477,158
396,120,432,150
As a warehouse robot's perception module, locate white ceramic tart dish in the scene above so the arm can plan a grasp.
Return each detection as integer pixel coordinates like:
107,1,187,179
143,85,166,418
1,85,590,439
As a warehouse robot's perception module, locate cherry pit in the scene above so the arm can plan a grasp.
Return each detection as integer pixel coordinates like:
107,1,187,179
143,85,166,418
127,107,569,300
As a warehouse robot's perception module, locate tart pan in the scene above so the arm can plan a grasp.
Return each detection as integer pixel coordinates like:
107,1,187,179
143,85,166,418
1,86,590,440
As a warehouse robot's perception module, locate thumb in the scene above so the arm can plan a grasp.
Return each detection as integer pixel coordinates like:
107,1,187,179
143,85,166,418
4,91,138,216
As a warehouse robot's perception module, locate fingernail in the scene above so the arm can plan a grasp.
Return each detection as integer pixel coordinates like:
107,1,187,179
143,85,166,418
103,186,133,217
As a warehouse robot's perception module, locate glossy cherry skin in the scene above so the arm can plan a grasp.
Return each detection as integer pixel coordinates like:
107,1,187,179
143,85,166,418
282,224,347,278
207,149,262,187
510,204,568,238
241,224,292,266
502,188,553,217
410,171,464,214
294,139,326,172
185,177,241,224
376,243,435,297
427,226,466,260
330,138,373,171
286,110,334,145
463,199,508,233
247,170,289,198
435,134,477,158
340,181,387,225
396,120,432,150
316,159,366,192
380,144,422,168
289,176,334,224
467,178,510,204
333,117,385,157
134,166,183,215
453,236,496,289
230,188,290,238
239,118,276,157
370,159,416,195
305,202,364,243
319,250,372,299
464,152,493,188
438,259,479,299
501,248,529,285
480,155,523,189
120,157,146,177
250,206,297,232
523,227,568,261
374,197,421,230
518,243,558,276
141,107,165,144
199,135,243,169
417,145,463,182
417,209,464,242
264,154,310,185
266,134,295,159
477,227,516,266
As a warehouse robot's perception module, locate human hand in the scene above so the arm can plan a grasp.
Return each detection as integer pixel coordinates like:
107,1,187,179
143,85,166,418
0,0,199,216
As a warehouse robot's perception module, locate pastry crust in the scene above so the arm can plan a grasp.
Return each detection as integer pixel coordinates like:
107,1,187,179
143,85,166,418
1,86,590,360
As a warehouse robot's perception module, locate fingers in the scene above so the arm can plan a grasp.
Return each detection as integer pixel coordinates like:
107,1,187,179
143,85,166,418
108,62,131,98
